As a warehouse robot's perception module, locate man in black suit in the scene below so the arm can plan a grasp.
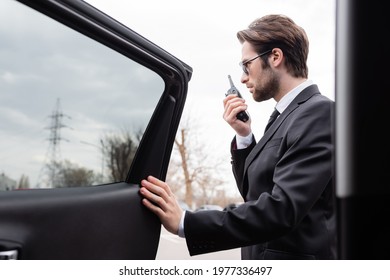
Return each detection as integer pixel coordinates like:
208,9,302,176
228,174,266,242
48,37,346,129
140,14,337,260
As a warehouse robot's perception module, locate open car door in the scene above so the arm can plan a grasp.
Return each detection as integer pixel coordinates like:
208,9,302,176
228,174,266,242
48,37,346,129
0,0,192,259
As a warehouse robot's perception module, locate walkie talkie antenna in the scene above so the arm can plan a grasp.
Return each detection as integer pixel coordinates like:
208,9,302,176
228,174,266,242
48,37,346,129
228,75,234,87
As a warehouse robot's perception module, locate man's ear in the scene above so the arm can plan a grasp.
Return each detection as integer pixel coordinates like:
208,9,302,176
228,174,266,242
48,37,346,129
270,48,283,67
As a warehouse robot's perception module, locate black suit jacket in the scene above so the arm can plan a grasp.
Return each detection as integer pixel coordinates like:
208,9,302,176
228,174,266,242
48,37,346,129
184,85,337,259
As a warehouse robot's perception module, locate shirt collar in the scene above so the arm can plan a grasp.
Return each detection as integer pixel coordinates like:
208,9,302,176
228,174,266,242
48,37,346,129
275,80,313,114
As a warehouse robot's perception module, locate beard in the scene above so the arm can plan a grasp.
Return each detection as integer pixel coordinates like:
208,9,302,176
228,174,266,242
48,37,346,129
252,68,280,102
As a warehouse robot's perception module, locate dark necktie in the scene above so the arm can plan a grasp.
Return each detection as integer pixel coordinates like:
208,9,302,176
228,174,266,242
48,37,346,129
264,109,280,133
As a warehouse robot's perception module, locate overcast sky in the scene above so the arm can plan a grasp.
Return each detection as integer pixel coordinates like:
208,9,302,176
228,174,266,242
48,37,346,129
1,0,336,193
83,0,336,128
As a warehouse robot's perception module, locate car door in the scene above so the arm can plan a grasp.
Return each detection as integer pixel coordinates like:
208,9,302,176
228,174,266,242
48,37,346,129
0,0,192,259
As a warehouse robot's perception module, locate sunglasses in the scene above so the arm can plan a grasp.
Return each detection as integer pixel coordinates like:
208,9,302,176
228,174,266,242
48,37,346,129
239,50,272,75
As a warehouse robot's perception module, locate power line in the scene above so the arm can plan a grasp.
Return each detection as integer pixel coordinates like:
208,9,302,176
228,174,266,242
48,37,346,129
37,98,71,188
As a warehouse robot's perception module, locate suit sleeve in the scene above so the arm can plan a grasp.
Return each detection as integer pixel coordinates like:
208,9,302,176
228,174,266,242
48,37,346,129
230,135,256,199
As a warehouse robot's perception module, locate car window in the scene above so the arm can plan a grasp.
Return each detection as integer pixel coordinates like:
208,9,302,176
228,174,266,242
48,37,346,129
0,1,164,190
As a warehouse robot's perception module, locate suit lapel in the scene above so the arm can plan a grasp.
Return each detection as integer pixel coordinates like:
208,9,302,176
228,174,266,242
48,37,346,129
243,84,320,173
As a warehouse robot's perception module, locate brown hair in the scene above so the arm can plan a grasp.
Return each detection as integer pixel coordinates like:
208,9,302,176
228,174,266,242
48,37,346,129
237,14,309,78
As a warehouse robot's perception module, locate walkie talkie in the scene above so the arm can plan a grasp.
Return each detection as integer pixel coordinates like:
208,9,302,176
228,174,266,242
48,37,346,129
226,75,249,122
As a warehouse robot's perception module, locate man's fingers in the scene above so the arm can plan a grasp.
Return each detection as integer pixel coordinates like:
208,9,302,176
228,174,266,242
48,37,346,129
145,176,172,195
223,96,247,120
141,178,165,197
140,176,183,235
140,184,165,207
142,197,163,216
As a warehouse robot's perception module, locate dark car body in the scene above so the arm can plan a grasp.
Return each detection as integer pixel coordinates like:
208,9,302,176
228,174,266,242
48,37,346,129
0,0,192,259
335,0,390,259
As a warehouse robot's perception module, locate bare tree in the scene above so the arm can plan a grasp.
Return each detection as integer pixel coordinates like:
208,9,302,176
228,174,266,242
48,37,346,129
17,174,30,189
173,127,194,207
167,115,229,209
55,160,97,187
102,128,143,182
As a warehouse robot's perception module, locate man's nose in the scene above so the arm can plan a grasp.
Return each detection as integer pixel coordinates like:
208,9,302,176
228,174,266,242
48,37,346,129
241,73,248,84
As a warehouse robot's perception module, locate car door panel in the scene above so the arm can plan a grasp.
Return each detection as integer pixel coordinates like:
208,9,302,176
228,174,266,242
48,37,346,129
0,183,160,259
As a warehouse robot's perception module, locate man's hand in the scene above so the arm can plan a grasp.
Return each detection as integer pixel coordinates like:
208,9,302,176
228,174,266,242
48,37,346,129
223,94,252,137
140,176,183,235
